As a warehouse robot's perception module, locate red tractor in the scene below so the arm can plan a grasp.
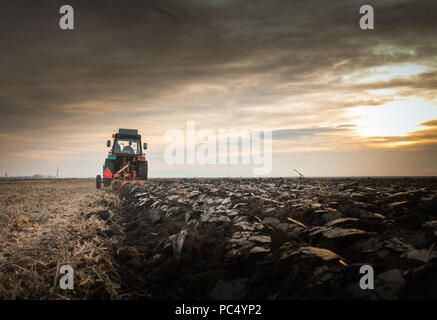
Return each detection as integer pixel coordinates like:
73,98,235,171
96,129,148,189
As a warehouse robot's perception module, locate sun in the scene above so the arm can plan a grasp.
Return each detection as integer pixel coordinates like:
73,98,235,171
347,98,437,138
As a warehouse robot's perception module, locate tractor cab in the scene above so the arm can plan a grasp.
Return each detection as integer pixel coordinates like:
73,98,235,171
96,128,148,189
107,129,147,156
112,137,141,155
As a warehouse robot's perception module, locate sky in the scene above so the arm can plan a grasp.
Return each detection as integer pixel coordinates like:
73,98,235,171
0,0,436,177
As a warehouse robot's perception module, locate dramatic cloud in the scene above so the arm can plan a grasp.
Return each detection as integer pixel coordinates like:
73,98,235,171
0,0,436,176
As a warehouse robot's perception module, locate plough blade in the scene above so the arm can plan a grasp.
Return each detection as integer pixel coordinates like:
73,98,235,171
111,180,146,191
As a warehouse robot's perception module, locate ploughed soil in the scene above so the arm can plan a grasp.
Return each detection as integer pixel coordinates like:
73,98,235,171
1,178,437,299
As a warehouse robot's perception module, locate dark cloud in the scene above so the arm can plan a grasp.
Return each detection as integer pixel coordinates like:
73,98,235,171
421,119,437,127
272,126,351,140
1,0,436,131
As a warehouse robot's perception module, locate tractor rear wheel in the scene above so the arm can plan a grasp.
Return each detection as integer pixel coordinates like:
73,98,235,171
96,175,102,189
103,159,115,187
103,178,111,187
104,159,115,174
137,161,148,180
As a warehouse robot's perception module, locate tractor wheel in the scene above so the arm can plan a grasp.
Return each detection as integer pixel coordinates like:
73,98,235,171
104,159,115,174
103,178,111,187
96,175,102,189
103,159,115,187
137,161,148,180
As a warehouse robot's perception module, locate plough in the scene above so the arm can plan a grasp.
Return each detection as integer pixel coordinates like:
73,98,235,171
110,160,146,191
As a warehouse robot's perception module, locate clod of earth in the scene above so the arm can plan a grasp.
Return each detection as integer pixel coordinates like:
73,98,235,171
113,177,437,299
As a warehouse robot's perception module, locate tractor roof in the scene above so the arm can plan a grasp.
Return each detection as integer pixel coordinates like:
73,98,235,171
115,128,141,140
118,128,138,136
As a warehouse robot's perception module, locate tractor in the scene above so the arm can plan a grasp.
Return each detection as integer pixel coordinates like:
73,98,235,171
96,128,148,189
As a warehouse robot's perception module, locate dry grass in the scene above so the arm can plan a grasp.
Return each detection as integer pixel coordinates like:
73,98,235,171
0,179,124,299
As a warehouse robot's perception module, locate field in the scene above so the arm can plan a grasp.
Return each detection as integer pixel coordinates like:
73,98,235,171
0,177,436,299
